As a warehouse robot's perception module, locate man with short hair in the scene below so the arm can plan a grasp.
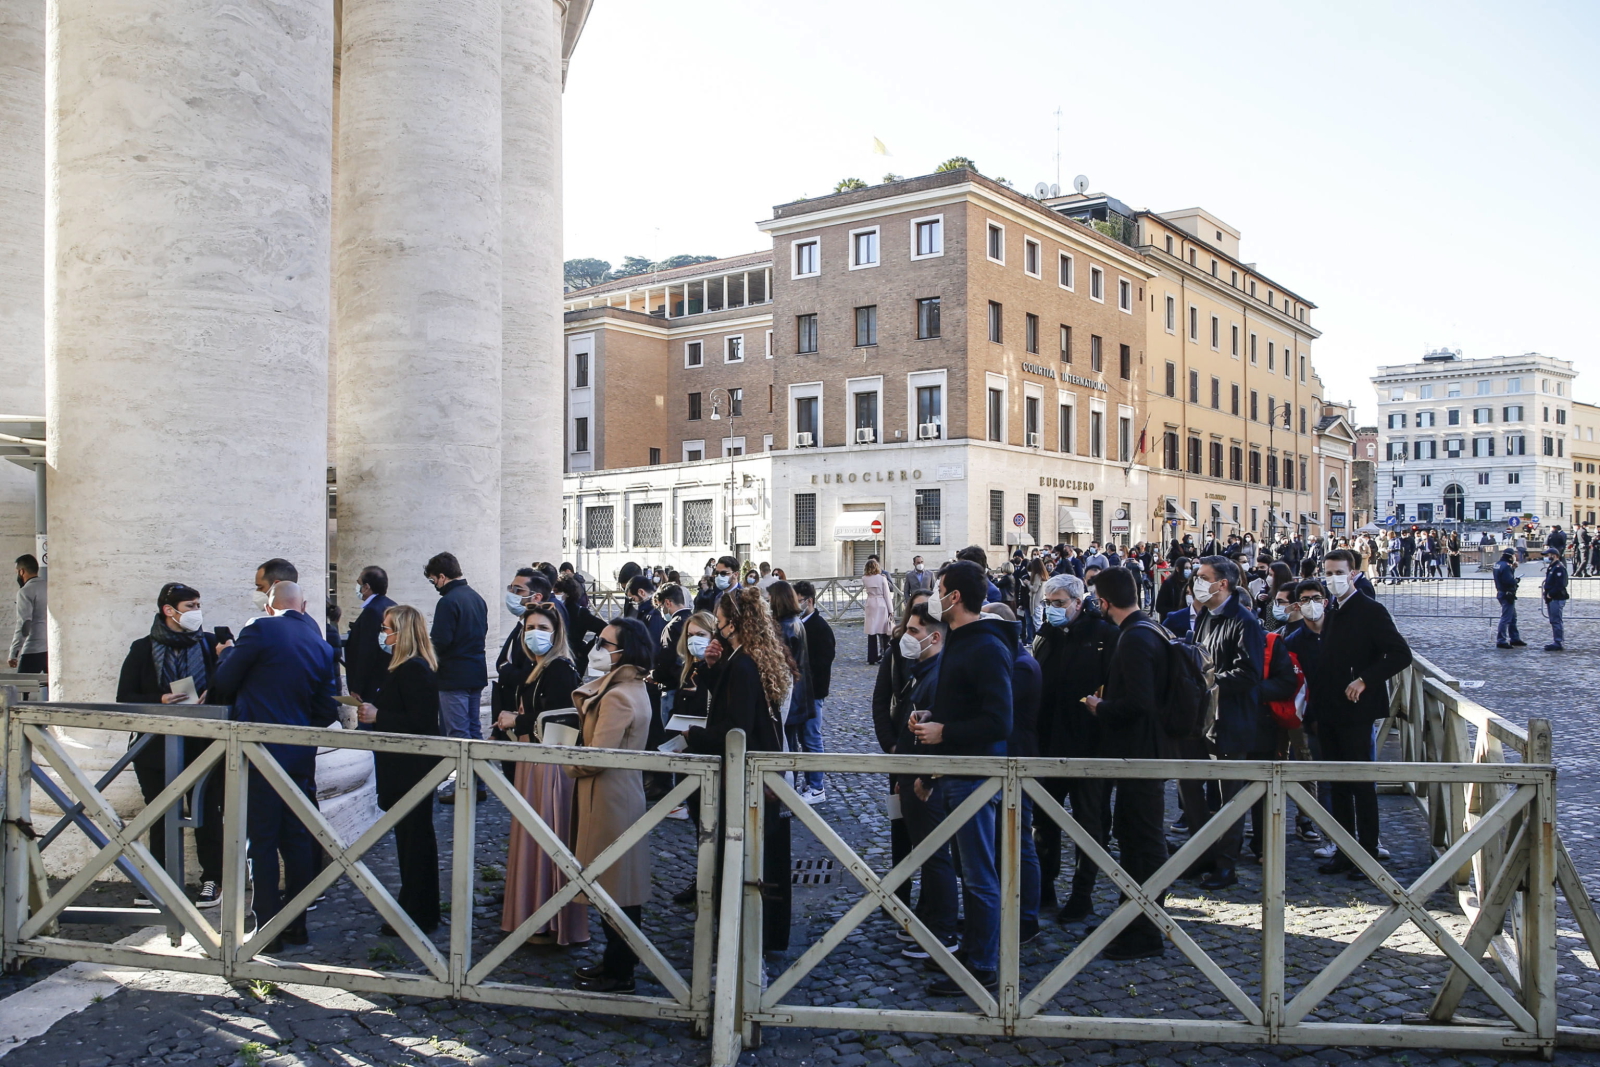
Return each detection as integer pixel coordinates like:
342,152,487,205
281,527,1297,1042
344,566,394,705
253,558,298,614
652,584,691,721
903,555,935,596
793,581,835,802
954,546,1002,603
910,560,1012,997
756,561,779,592
693,554,740,613
425,552,488,803
1493,547,1524,648
210,581,339,950
9,554,46,673
1190,555,1268,890
1031,573,1118,921
1082,566,1169,960
627,576,664,642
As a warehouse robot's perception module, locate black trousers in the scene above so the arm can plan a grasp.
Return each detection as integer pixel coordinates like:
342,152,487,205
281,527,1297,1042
601,903,645,978
866,633,888,664
16,651,45,675
391,795,440,929
1033,776,1109,905
1172,736,1215,865
247,767,317,929
693,789,792,951
133,746,223,885
1109,777,1167,947
1206,748,1273,873
887,777,911,905
893,773,958,943
1317,718,1380,854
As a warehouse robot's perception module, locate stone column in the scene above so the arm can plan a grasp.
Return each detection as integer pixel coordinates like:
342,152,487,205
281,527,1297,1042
0,0,45,638
501,0,565,571
46,2,333,701
336,0,503,615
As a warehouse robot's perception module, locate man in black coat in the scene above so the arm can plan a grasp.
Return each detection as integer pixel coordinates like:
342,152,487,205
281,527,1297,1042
425,551,488,802
1302,549,1412,877
793,581,836,800
345,566,395,704
1031,573,1118,921
652,584,692,718
1082,567,1169,960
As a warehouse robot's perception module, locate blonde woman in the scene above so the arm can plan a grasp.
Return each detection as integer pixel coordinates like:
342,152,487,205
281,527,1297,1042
862,557,893,664
496,603,586,946
567,617,654,993
356,605,442,934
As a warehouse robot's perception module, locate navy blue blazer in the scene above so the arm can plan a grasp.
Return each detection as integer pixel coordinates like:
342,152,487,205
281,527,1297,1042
211,610,339,774
345,594,396,701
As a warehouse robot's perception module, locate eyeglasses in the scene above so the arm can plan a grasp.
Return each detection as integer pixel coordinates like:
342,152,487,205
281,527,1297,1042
1297,596,1326,605
595,636,619,651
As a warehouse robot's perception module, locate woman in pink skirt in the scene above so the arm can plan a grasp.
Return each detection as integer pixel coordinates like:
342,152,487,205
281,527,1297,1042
496,603,587,944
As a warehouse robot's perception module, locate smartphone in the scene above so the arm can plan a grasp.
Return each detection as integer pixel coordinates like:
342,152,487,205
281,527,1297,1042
213,626,234,645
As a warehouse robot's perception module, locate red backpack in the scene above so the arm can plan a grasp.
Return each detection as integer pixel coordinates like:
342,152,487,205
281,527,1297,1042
1263,631,1307,730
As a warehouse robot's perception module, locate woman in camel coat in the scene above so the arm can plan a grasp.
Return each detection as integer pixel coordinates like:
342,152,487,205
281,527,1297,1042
566,616,654,994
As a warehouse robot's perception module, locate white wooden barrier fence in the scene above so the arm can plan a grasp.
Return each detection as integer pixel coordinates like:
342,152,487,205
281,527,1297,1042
0,690,1586,1062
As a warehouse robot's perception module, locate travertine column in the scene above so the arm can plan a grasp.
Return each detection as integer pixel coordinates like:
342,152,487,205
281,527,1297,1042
47,0,333,702
501,0,565,570
0,0,45,639
336,0,503,614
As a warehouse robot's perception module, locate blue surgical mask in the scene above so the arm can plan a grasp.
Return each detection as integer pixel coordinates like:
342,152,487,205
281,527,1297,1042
687,634,711,659
378,631,394,654
1044,605,1070,628
1272,603,1289,622
714,573,732,590
524,629,553,656
505,591,528,617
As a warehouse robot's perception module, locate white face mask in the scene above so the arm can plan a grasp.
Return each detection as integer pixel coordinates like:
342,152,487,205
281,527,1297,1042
927,590,945,621
914,562,925,571
586,645,615,677
176,609,203,633
899,632,926,660
686,634,711,659
251,589,269,611
1300,600,1326,622
1191,577,1214,604
1325,573,1352,598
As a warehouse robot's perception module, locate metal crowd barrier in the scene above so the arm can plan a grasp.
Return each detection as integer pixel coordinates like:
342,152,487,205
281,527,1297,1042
0,693,1584,1061
724,750,1559,1060
1371,576,1600,620
1383,654,1600,1049
0,697,726,1034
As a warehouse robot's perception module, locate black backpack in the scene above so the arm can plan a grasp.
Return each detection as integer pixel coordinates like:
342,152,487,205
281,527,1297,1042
1134,621,1217,740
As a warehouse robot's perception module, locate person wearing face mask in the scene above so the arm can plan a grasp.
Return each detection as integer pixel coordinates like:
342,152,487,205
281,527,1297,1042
556,576,605,662
343,566,396,725
650,584,692,721
693,554,740,614
495,603,587,945
118,582,226,907
354,605,442,934
210,581,339,950
488,569,541,757
862,558,893,665
1493,547,1525,649
423,552,489,804
626,576,665,643
250,557,299,622
792,581,835,803
566,618,655,993
767,581,817,801
869,590,932,916
8,554,46,674
1030,574,1119,922
981,602,1043,944
1297,554,1410,877
1154,557,1191,618
903,555,935,596
1187,556,1267,891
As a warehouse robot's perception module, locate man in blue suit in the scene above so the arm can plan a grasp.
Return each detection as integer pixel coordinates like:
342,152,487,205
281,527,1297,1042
344,565,396,706
211,580,339,951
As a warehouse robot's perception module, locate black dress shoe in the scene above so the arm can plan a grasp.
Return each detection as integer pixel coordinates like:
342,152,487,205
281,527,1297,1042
926,969,997,997
1199,869,1238,890
1509,640,1527,647
1057,894,1095,924
1102,937,1166,961
574,973,635,994
574,962,607,981
671,884,698,905
1317,857,1355,876
281,925,310,946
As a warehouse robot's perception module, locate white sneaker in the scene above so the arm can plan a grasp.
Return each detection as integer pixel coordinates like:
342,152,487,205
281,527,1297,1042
665,805,690,820
800,789,827,805
1313,843,1338,860
1376,842,1391,860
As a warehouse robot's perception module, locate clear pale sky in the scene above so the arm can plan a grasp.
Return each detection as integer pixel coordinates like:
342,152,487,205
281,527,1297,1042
563,0,1600,425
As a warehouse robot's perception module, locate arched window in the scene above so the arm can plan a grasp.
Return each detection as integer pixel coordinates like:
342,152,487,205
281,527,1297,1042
1443,483,1465,522
1327,475,1341,503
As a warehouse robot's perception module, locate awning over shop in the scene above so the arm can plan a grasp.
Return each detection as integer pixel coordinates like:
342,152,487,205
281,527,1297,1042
1163,497,1196,523
1057,505,1093,535
1005,531,1036,546
833,511,885,541
1298,513,1321,526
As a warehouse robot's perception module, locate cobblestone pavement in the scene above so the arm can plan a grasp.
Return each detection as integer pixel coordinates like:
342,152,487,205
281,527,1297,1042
5,620,1600,1067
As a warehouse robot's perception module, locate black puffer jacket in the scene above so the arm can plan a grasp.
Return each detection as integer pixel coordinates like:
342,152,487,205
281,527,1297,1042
1031,607,1118,759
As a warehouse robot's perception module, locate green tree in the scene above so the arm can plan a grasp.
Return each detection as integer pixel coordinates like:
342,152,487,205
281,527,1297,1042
608,255,657,278
881,172,904,183
834,177,868,192
563,257,611,289
654,254,719,270
934,156,978,173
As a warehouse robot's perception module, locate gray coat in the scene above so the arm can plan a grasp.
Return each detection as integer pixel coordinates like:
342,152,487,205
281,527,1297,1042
9,576,45,660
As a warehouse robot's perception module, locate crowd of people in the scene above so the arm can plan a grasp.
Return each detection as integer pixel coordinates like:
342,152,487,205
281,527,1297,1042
101,522,1434,999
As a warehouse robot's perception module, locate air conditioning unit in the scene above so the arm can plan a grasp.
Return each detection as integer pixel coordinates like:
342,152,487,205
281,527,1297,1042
855,427,876,444
796,432,815,447
1026,432,1041,447
917,423,941,440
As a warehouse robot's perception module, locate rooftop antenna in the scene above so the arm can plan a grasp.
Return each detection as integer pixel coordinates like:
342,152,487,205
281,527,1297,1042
1053,105,1062,189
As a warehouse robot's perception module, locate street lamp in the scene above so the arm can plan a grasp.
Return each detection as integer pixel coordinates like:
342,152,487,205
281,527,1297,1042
708,387,739,557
